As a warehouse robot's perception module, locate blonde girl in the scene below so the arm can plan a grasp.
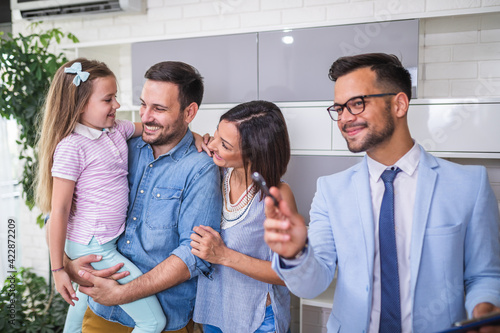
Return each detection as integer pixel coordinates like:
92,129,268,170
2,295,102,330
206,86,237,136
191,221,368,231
36,58,166,333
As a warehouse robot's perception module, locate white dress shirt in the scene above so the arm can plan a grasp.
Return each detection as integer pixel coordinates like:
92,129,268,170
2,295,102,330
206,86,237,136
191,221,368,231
367,142,420,333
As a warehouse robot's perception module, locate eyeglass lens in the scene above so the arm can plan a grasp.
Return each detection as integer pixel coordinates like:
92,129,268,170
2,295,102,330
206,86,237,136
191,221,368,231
329,97,365,121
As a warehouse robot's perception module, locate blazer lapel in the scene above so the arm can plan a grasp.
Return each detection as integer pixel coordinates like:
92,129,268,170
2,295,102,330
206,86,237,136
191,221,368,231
353,157,376,278
410,147,439,299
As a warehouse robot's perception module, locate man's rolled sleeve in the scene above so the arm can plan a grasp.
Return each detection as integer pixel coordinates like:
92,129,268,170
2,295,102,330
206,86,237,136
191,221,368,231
175,161,222,279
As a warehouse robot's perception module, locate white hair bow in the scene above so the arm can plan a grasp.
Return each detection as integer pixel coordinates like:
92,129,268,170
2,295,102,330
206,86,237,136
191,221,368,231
64,62,90,86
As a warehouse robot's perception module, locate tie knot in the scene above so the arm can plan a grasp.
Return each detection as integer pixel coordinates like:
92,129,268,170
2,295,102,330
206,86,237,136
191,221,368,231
381,167,401,184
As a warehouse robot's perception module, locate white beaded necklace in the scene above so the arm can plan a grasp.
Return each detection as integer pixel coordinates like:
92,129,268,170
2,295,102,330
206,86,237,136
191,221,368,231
221,168,257,230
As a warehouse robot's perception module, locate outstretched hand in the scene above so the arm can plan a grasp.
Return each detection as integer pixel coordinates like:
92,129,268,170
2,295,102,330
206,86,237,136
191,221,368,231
264,186,308,259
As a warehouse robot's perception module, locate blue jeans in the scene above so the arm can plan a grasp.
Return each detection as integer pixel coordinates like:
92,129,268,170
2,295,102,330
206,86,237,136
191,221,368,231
63,237,166,333
203,304,276,333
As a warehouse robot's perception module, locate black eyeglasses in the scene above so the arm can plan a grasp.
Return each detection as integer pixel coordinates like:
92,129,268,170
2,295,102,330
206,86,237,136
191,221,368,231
326,93,397,121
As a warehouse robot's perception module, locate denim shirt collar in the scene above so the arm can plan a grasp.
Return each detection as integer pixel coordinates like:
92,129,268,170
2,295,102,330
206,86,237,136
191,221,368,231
134,128,193,162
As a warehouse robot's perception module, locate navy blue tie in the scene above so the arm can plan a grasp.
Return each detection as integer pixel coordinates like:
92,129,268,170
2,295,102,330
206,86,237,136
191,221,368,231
379,167,402,333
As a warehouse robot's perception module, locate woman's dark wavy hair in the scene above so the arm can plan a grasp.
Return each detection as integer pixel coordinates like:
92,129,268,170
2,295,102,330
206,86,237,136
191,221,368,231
220,100,291,198
328,53,412,100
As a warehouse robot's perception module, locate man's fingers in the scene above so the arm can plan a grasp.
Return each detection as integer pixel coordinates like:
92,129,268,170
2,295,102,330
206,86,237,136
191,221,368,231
92,263,125,278
264,196,277,216
264,230,291,243
110,270,129,281
278,198,293,218
264,218,290,231
77,272,96,297
265,187,288,219
78,270,95,283
78,254,103,265
269,186,283,201
78,285,91,297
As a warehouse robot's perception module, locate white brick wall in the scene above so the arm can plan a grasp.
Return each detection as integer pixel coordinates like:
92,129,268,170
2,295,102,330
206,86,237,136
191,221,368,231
327,2,375,21
282,6,326,24
18,205,49,281
421,12,500,98
425,62,478,80
426,0,481,13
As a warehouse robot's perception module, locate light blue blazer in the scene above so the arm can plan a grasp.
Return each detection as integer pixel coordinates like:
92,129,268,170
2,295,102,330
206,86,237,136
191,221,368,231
273,146,500,333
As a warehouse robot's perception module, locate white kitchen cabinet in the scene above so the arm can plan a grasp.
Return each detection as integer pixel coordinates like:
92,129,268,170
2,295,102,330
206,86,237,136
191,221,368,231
299,280,336,333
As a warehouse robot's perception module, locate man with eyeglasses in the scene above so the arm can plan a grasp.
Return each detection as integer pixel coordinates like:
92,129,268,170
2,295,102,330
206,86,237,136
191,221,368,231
264,53,500,332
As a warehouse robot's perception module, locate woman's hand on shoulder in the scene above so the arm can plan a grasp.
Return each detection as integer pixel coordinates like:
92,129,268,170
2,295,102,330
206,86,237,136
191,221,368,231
192,132,213,156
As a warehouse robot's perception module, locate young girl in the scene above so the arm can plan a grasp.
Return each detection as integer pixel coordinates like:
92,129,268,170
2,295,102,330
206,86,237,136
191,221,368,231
36,58,166,333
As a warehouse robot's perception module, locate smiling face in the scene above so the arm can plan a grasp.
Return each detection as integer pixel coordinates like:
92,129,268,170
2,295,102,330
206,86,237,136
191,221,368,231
79,76,120,130
208,120,244,169
139,80,193,157
335,67,396,154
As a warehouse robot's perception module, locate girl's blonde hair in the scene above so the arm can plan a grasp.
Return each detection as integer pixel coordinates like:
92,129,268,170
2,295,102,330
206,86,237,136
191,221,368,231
35,58,115,213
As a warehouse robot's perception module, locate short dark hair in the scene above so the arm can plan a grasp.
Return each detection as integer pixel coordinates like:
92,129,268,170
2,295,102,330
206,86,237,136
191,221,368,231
145,61,204,110
220,100,291,196
328,53,412,100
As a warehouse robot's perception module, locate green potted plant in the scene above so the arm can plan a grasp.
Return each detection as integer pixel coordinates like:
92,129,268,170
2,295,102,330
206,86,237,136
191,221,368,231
0,23,78,226
0,267,68,332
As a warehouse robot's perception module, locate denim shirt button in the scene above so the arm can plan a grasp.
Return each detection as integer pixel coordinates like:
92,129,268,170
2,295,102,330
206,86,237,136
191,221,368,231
157,194,160,198
133,217,137,220
140,190,144,194
126,240,130,244
149,164,153,168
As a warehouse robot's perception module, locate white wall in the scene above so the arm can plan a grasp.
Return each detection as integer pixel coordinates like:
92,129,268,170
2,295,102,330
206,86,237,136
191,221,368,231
9,0,500,314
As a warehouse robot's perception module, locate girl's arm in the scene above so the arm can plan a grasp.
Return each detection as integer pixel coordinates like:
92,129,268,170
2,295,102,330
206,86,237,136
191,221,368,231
50,177,78,305
132,122,142,138
190,183,297,286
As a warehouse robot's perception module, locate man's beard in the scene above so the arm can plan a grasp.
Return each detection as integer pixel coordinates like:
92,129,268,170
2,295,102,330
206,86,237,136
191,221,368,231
343,104,395,153
142,112,186,147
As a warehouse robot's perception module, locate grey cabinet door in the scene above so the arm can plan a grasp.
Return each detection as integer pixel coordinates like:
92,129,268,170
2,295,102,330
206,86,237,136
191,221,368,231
258,19,419,102
131,33,258,105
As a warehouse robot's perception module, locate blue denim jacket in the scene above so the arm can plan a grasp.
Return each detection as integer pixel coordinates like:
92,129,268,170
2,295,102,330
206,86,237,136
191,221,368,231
89,129,222,331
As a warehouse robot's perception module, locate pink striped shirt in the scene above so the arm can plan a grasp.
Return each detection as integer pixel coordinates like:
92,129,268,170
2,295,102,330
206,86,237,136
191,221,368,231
51,119,135,245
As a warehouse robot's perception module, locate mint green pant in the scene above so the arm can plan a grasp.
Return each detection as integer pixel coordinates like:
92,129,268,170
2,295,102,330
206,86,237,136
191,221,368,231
63,237,166,333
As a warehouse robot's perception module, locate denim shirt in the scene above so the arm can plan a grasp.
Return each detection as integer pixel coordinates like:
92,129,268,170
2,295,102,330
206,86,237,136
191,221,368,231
89,129,222,331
